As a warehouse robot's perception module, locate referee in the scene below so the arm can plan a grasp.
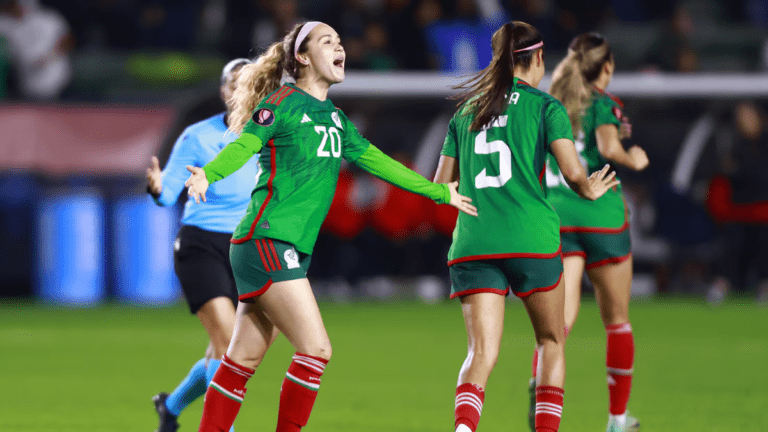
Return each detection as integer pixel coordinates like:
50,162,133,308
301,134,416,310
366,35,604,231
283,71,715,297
146,58,276,432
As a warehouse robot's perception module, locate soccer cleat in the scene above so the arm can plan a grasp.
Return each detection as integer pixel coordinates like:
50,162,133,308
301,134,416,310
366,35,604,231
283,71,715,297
527,378,536,432
606,412,640,432
152,392,179,432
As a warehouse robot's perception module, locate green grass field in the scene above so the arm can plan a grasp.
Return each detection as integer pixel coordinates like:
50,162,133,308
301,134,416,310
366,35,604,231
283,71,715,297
1,298,766,432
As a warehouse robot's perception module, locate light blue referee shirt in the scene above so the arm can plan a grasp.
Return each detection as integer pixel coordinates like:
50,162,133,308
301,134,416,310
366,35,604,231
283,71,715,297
154,112,259,233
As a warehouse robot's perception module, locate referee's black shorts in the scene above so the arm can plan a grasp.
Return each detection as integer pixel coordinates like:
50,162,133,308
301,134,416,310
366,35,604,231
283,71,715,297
174,225,238,314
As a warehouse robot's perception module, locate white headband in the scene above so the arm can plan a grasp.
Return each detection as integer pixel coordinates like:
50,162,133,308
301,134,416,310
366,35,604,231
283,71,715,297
294,21,323,60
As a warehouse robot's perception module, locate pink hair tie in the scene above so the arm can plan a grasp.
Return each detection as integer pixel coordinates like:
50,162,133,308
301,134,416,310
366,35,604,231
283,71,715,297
514,41,543,53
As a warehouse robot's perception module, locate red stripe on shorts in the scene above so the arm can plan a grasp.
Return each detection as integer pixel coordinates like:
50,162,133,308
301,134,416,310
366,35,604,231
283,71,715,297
254,239,272,272
268,240,282,270
261,239,277,271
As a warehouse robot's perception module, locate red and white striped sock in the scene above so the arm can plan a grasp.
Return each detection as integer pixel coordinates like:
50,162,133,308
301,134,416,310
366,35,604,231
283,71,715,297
454,383,484,432
276,352,329,432
606,322,634,416
198,355,254,432
535,386,564,432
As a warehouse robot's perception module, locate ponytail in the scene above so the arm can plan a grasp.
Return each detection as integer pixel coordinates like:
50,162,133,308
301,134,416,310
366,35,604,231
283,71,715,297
227,43,285,135
452,21,542,132
549,32,612,136
227,23,309,135
549,50,590,137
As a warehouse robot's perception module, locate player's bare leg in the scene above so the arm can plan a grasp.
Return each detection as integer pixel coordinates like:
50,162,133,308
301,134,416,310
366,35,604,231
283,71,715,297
587,258,638,432
563,256,586,333
197,296,238,358
522,278,566,432
454,292,505,432
249,278,331,432
527,257,582,431
458,293,505,387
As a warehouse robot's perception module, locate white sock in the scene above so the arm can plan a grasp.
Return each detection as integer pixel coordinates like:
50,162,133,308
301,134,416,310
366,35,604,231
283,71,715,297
456,424,472,432
609,412,627,425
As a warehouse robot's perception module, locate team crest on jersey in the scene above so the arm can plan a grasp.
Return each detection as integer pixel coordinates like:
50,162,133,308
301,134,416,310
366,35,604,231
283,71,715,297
284,247,300,269
331,111,343,129
612,106,623,121
253,108,275,126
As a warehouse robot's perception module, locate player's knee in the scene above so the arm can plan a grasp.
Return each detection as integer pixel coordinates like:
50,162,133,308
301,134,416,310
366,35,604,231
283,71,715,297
302,342,332,361
468,344,500,371
536,328,565,347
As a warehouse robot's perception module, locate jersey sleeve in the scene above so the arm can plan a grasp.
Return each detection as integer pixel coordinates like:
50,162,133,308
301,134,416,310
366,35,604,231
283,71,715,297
593,96,622,129
353,144,451,204
544,100,574,145
153,128,202,206
338,110,371,163
440,115,459,158
203,99,285,183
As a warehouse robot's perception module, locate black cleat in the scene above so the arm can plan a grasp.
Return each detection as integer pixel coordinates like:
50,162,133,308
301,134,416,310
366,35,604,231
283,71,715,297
152,392,179,432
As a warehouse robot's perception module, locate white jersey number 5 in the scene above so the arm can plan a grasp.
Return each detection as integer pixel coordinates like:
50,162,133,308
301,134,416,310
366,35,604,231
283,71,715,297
475,115,511,189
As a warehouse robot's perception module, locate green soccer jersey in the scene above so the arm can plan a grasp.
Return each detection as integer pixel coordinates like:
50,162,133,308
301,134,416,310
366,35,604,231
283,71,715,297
203,83,450,254
441,78,573,264
545,89,626,229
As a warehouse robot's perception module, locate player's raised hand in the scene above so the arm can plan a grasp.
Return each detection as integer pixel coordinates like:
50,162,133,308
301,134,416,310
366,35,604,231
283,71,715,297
185,165,209,204
447,181,478,216
146,156,163,196
627,145,649,171
586,164,620,201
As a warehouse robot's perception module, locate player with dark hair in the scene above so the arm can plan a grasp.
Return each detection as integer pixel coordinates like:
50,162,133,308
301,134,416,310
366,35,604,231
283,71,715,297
434,21,618,432
146,58,268,432
534,32,650,432
184,21,477,432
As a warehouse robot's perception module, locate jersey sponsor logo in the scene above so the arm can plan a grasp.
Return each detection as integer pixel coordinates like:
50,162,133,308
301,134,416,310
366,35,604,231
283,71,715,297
301,114,312,123
261,220,270,229
612,106,623,121
331,111,343,130
253,108,275,126
284,247,300,269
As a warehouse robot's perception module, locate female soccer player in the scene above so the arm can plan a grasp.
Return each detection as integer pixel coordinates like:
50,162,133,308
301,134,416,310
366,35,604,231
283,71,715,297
433,22,618,432
532,32,649,432
146,58,277,432
184,21,477,432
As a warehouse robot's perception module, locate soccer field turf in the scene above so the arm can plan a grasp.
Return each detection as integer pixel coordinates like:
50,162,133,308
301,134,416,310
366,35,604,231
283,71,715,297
1,298,766,432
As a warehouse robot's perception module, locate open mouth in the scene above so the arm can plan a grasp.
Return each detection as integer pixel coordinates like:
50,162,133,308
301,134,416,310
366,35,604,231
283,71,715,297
333,58,344,68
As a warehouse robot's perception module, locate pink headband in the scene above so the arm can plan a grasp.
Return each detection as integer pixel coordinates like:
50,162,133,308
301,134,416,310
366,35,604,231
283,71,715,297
514,41,543,53
294,21,323,60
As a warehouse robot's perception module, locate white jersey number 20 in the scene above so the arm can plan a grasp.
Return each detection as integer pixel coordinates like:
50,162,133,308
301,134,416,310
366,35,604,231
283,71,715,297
475,115,511,189
316,126,342,158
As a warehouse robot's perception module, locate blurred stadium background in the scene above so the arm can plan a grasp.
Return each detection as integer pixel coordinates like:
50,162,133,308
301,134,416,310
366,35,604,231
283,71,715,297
0,0,767,431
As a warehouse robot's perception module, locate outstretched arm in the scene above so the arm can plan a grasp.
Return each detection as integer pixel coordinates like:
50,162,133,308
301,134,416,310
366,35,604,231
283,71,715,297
353,145,477,216
185,133,264,204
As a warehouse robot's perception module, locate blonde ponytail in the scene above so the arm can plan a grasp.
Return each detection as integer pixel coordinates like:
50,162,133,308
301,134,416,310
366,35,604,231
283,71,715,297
549,32,613,137
227,42,285,135
226,22,309,135
549,49,590,136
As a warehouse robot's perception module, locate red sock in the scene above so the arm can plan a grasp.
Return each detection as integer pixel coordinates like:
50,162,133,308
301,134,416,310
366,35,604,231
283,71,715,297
276,352,328,432
455,383,484,431
535,386,564,432
606,322,634,415
198,355,254,432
